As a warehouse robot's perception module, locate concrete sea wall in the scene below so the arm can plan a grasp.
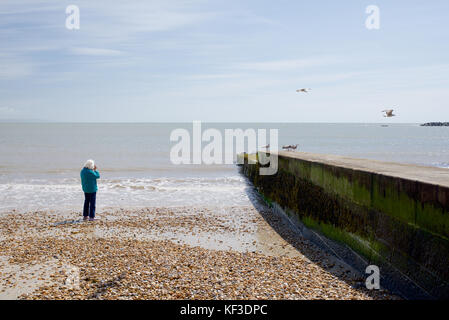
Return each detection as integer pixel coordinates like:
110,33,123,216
240,152,449,299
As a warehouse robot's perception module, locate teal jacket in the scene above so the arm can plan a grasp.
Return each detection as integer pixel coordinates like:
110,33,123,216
80,167,100,193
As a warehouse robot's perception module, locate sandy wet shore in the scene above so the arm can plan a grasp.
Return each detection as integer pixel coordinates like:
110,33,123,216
0,200,398,300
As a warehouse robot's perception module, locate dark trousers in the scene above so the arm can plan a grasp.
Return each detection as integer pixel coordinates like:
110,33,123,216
83,192,96,218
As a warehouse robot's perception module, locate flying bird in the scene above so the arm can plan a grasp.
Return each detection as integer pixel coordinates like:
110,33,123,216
296,88,311,93
382,109,396,117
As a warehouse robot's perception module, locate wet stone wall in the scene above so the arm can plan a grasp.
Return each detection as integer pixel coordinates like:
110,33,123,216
240,153,449,299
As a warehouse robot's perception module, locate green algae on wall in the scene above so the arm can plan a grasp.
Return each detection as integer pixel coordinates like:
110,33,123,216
279,154,449,239
240,153,449,299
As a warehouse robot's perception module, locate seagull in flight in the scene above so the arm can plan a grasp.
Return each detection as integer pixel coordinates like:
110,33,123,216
296,88,311,93
382,109,396,117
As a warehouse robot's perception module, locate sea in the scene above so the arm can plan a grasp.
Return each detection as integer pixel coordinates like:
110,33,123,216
0,123,448,212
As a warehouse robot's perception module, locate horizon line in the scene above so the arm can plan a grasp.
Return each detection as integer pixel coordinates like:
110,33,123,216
0,120,429,124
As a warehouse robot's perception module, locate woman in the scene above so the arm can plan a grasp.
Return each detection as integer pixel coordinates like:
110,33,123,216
80,159,100,221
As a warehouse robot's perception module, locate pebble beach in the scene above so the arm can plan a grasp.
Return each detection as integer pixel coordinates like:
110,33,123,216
0,200,398,300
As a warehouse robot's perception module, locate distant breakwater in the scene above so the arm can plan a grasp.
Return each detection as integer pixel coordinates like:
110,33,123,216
421,122,449,126
239,151,449,299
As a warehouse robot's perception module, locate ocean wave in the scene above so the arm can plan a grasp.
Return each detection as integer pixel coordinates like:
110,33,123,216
0,175,253,211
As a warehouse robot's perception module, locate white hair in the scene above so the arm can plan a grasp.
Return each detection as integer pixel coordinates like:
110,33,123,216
84,159,95,170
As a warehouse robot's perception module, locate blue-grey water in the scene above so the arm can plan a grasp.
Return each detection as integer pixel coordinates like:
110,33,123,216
0,123,448,211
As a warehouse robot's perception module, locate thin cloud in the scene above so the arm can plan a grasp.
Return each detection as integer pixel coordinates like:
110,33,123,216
0,0,60,15
185,73,244,80
0,106,16,114
70,47,124,56
0,56,34,79
0,106,25,120
237,57,341,71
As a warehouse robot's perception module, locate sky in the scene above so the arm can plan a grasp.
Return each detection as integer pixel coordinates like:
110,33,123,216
0,0,448,123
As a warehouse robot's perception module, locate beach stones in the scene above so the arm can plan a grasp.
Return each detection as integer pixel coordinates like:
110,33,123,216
0,208,398,300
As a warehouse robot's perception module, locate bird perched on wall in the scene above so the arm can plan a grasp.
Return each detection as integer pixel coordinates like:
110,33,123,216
296,88,311,93
260,144,270,150
282,144,299,152
382,109,396,117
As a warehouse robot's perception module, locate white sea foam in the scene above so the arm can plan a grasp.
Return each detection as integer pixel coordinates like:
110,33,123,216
0,175,254,212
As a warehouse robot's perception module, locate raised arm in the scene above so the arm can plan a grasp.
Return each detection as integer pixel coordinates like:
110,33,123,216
91,169,100,179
